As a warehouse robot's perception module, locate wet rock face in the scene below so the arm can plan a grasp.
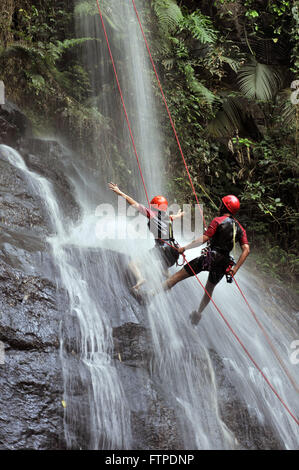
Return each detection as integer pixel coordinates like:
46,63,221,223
0,156,48,235
0,102,32,147
113,323,183,450
0,257,66,449
0,109,67,448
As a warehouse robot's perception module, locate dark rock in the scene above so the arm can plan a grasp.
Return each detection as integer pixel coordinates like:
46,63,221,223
115,362,183,450
0,155,49,235
20,138,80,223
0,348,64,450
0,102,32,146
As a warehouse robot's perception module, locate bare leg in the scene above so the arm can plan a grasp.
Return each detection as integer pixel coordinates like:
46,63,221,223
163,267,191,291
128,259,146,290
190,279,215,325
145,267,191,299
162,268,169,279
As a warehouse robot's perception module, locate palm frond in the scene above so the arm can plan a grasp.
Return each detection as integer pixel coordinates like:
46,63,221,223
237,58,283,101
206,96,245,138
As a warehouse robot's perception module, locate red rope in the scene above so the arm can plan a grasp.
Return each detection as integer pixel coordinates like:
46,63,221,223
95,0,150,207
130,0,207,229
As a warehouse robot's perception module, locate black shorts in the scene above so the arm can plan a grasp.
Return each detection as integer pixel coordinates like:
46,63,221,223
151,242,179,269
184,251,231,285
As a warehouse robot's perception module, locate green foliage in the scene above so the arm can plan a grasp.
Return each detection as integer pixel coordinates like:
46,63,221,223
1,0,297,281
179,11,217,43
206,95,245,138
152,0,183,34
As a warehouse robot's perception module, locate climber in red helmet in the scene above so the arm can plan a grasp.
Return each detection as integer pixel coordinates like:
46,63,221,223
108,183,184,292
149,195,250,324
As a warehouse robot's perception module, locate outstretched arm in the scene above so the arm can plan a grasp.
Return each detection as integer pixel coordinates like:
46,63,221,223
230,244,250,276
108,182,139,208
178,234,210,254
170,209,185,221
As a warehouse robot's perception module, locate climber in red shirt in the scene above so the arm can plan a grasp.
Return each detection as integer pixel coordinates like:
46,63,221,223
158,195,250,325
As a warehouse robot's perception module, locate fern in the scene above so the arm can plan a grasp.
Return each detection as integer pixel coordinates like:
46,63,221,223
179,11,217,44
152,0,183,35
0,38,95,67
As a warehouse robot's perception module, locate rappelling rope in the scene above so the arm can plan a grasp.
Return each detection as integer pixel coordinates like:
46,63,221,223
95,0,150,207
95,1,298,425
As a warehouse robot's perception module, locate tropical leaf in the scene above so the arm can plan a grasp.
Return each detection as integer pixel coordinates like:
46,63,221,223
206,96,245,138
237,58,283,101
152,0,183,35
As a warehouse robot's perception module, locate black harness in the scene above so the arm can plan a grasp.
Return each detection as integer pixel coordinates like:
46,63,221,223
148,210,180,266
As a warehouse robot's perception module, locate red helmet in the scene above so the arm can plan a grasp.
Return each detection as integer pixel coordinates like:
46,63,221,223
150,195,168,211
222,195,240,214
